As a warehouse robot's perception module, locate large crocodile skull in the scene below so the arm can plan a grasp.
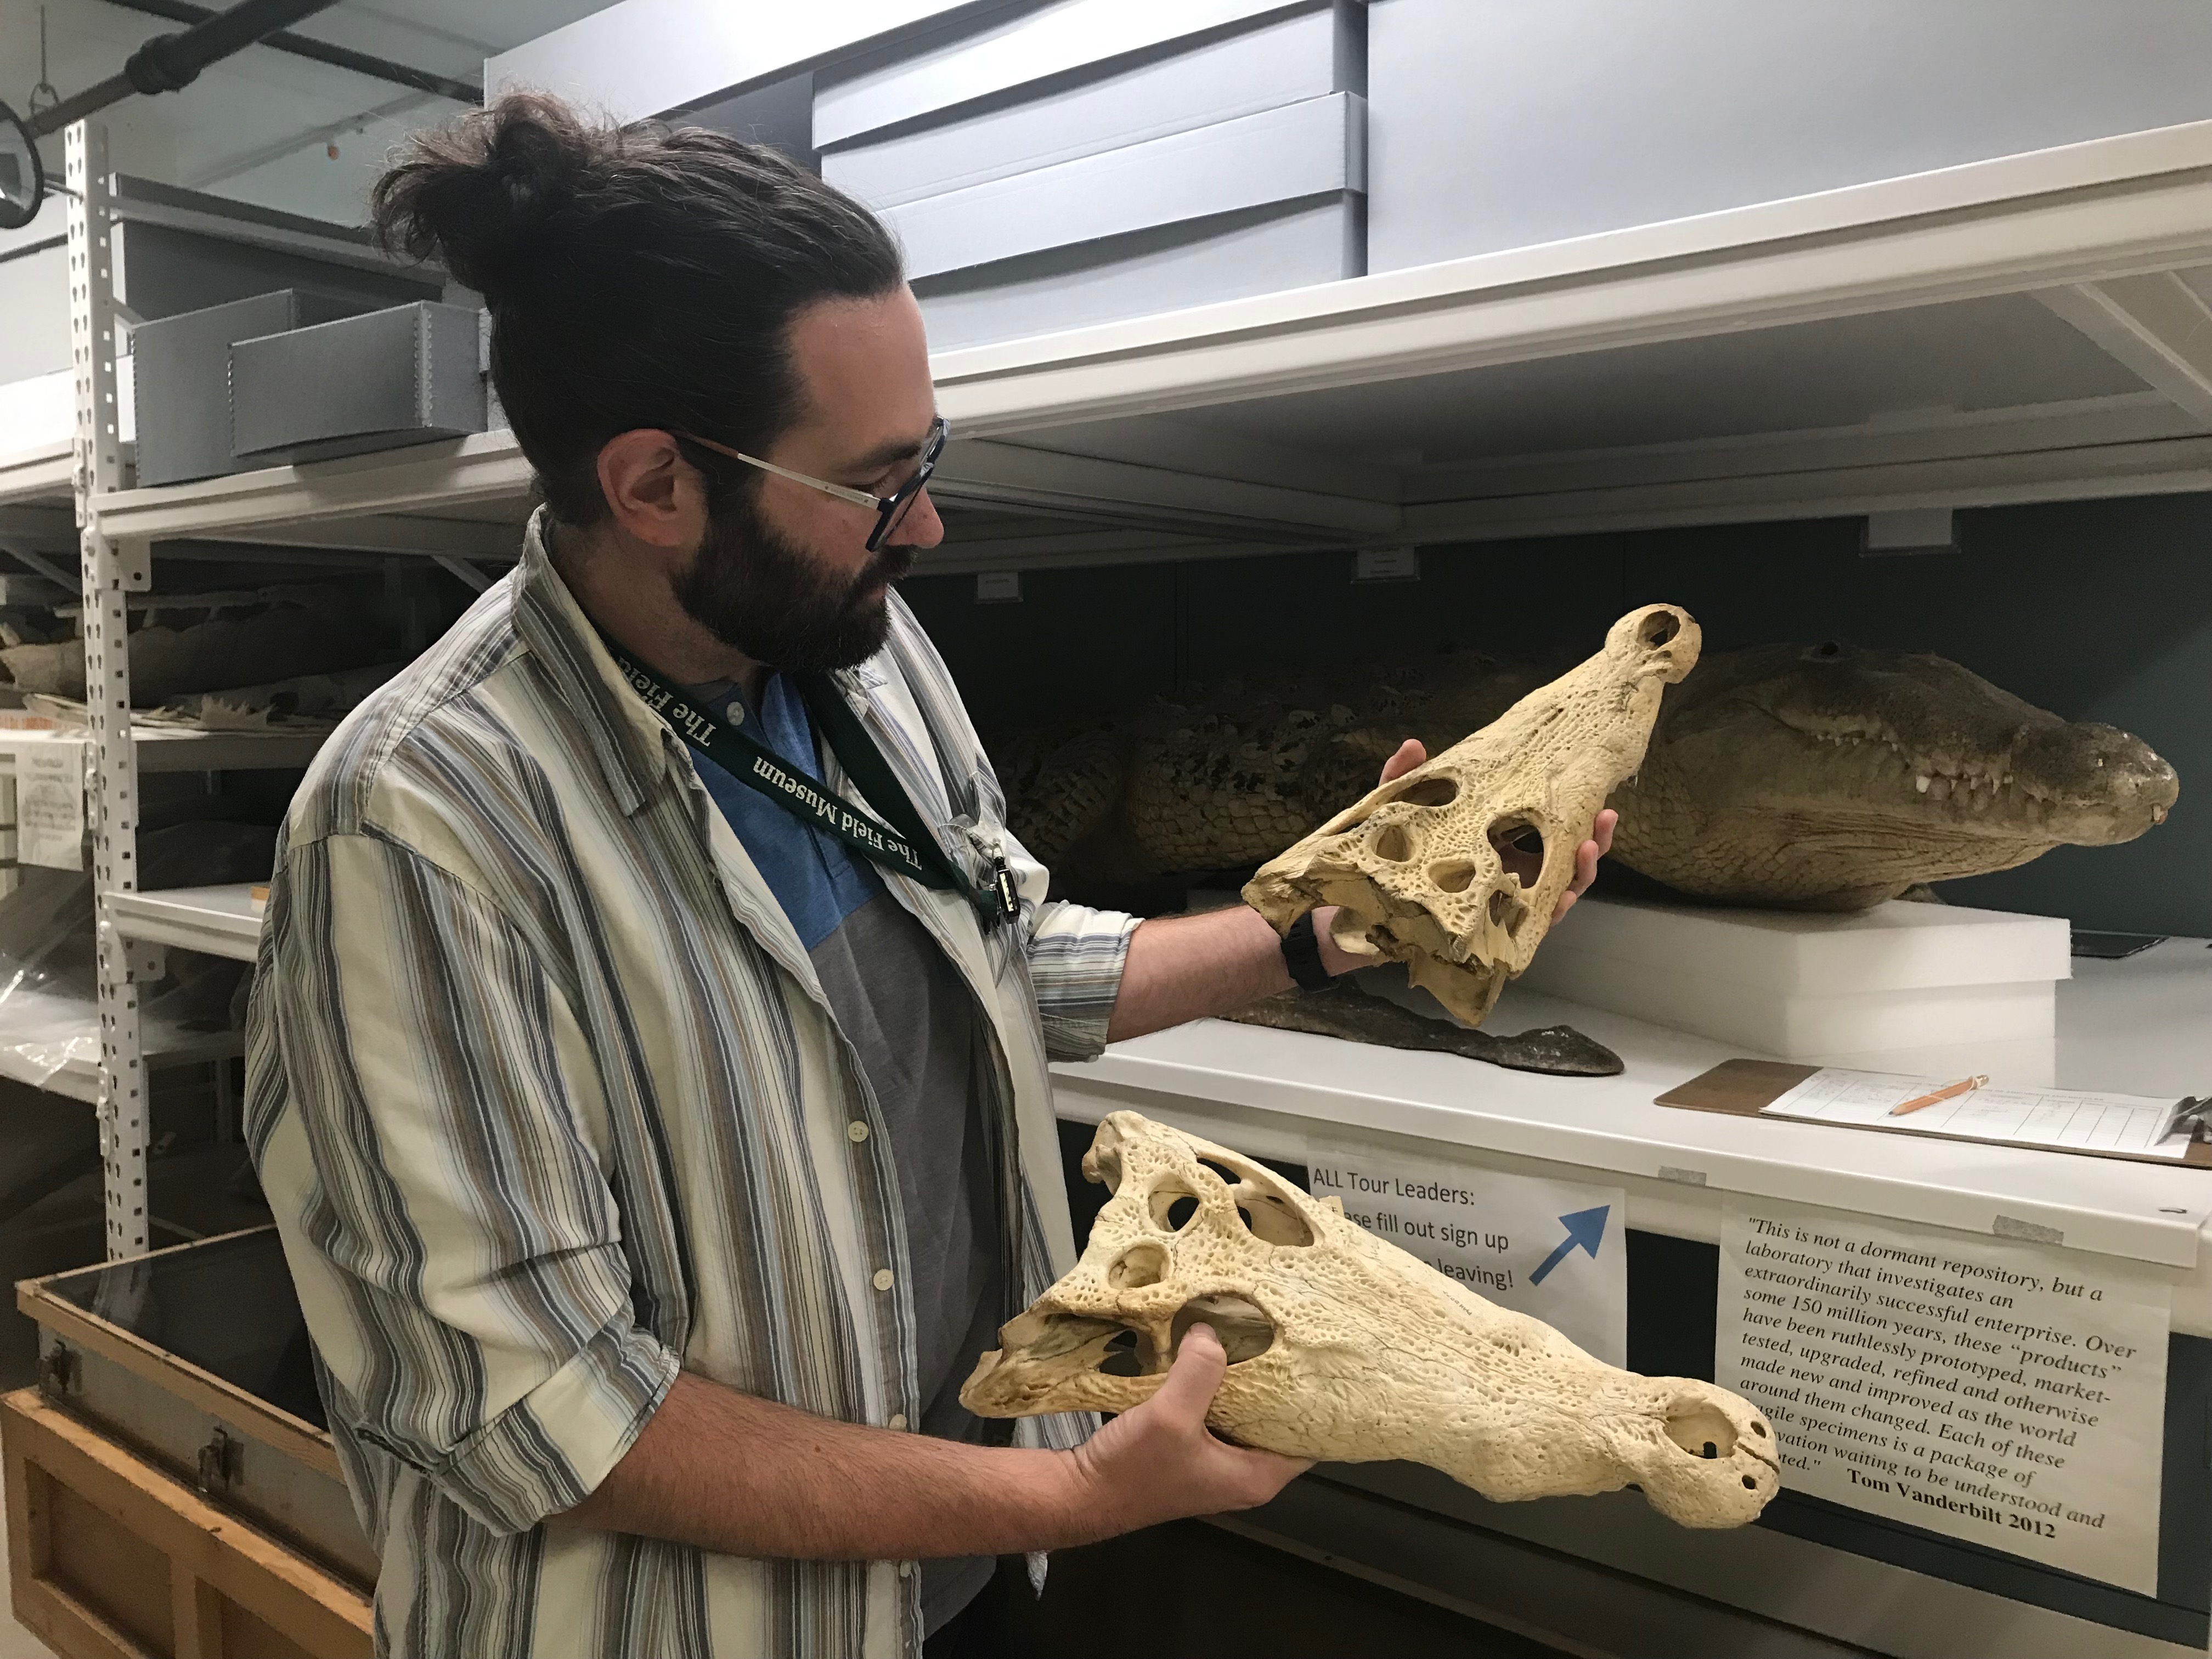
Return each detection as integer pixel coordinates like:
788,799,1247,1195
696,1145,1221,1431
963,1113,1779,1528
1244,605,1700,1025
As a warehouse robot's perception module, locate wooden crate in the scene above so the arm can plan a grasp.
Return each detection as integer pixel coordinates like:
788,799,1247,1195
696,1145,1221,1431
3,1386,371,1659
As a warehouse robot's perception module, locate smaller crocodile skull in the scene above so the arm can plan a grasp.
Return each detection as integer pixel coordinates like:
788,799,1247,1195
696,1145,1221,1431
1245,604,1700,1025
963,1112,1779,1529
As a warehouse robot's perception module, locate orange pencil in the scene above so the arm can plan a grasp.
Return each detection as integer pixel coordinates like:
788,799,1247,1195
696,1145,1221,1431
1888,1074,1989,1117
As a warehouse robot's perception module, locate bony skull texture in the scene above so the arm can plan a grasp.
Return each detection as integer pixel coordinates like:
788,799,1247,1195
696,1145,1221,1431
1245,604,1701,1026
964,1113,1779,1529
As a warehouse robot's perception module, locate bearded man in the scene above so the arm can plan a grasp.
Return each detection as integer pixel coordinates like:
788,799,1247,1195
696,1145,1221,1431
245,94,1606,1659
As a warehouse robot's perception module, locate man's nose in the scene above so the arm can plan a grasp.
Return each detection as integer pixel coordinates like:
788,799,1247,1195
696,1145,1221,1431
891,486,945,551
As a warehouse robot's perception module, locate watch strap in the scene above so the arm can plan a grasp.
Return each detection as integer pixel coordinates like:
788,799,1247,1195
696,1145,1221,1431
1281,911,1331,991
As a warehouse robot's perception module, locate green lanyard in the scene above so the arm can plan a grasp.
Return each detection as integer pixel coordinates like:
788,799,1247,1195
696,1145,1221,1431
610,647,1019,928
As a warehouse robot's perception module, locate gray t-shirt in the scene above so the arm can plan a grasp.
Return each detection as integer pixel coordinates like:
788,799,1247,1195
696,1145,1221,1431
685,673,1003,1633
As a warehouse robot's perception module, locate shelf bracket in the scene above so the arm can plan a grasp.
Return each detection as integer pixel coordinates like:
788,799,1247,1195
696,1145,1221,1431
2038,274,2212,428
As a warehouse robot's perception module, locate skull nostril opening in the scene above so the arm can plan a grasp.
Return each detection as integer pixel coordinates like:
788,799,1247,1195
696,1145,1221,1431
1751,1421,1768,1437
1169,1295,1276,1365
1389,776,1458,809
1742,1475,1760,1490
1430,857,1478,893
1640,613,1680,647
1370,823,1413,862
1107,1242,1169,1289
1663,1402,1740,1463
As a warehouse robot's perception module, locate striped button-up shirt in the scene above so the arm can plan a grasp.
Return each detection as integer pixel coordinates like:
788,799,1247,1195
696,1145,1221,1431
245,510,1136,1657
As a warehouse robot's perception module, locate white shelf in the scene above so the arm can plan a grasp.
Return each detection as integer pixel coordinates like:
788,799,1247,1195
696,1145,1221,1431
61,120,2212,570
108,884,264,963
0,441,71,509
0,725,327,773
1053,939,2212,1283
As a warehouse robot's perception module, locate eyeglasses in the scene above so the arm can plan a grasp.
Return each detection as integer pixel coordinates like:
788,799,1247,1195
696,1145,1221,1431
674,415,948,552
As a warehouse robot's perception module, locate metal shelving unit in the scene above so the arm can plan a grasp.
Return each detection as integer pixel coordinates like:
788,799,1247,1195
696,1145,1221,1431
63,112,2212,1263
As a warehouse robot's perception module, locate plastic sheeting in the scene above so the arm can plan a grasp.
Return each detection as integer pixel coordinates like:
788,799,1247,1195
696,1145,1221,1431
0,822,274,1092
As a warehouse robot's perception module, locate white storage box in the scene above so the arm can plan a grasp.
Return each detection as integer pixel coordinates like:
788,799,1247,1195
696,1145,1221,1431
1511,895,2070,1073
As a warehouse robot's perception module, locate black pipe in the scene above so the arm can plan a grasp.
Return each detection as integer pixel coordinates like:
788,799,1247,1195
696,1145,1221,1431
94,0,483,106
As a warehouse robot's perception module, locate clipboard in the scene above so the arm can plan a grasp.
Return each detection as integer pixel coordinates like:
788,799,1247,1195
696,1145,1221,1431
1656,1058,2212,1169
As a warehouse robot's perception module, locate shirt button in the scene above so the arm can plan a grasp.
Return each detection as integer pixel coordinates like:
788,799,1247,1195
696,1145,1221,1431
888,1412,908,1431
898,1561,913,1579
872,1268,895,1291
847,1121,870,1144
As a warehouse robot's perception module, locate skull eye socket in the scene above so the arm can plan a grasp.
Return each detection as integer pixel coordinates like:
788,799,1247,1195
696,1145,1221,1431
1197,1155,1317,1247
1389,776,1458,809
1235,1193,1314,1248
1486,815,1547,884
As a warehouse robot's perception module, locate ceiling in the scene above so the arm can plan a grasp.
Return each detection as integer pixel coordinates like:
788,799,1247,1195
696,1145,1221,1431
0,0,606,247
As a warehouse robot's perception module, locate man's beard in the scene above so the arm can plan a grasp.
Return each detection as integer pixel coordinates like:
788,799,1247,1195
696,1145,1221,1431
674,494,917,674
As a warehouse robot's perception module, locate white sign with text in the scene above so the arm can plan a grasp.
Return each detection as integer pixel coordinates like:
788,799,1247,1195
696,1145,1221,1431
1307,1149,1627,1367
18,742,83,871
1717,1197,2168,1593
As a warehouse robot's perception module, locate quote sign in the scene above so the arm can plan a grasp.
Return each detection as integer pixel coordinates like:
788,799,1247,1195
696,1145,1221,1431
1717,1198,2168,1593
1308,1149,1627,1366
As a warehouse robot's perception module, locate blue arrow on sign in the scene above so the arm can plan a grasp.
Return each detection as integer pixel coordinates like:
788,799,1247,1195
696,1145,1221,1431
1528,1205,1611,1285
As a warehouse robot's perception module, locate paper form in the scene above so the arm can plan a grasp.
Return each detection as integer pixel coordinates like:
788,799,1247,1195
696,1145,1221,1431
1761,1069,2193,1160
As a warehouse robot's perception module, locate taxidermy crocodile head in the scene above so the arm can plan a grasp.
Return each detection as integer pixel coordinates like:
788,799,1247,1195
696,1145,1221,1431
963,1111,1780,1528
996,639,2177,916
1607,642,2179,910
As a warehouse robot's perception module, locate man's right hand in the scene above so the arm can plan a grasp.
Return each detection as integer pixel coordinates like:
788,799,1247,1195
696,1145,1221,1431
1058,1324,1310,1537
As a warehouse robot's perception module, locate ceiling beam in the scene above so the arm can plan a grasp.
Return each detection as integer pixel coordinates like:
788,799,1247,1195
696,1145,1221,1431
96,0,482,104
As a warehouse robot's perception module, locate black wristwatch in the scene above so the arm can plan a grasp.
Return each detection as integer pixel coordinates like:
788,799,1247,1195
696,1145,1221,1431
1280,911,1332,991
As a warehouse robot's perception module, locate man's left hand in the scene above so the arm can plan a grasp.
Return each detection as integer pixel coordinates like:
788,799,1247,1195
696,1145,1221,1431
1370,738,1614,923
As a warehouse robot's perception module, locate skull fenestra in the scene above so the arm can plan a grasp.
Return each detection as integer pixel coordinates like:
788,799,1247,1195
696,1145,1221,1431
964,1112,1779,1529
1244,603,1701,1026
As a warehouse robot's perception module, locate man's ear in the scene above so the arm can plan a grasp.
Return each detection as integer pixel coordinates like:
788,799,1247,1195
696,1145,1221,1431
596,429,710,550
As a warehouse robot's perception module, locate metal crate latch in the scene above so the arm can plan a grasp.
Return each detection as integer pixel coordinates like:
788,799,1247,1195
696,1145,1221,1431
197,1424,244,1493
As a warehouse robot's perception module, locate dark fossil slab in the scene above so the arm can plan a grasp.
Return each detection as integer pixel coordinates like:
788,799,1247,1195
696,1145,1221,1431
1222,978,1623,1076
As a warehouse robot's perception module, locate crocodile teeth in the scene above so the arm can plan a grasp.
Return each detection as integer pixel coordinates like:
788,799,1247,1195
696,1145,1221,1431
1915,775,1931,793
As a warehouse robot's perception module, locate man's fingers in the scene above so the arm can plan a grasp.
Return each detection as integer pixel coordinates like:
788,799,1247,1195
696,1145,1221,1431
1151,1324,1228,1420
1378,738,1426,787
1592,807,1618,857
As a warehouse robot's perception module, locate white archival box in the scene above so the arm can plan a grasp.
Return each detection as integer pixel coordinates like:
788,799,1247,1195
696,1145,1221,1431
1511,894,2071,1078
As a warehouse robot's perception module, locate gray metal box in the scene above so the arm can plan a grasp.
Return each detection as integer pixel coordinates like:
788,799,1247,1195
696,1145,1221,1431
132,290,363,487
229,300,487,465
819,0,1367,350
1367,0,2212,273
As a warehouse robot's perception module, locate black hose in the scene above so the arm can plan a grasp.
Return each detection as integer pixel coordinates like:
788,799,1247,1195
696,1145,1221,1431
25,0,340,137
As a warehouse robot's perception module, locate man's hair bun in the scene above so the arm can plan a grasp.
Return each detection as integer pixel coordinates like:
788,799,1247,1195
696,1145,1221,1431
366,91,902,526
370,91,602,304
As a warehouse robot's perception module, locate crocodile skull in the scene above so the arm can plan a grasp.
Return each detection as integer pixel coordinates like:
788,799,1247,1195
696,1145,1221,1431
1244,604,1700,1025
963,1112,1778,1528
